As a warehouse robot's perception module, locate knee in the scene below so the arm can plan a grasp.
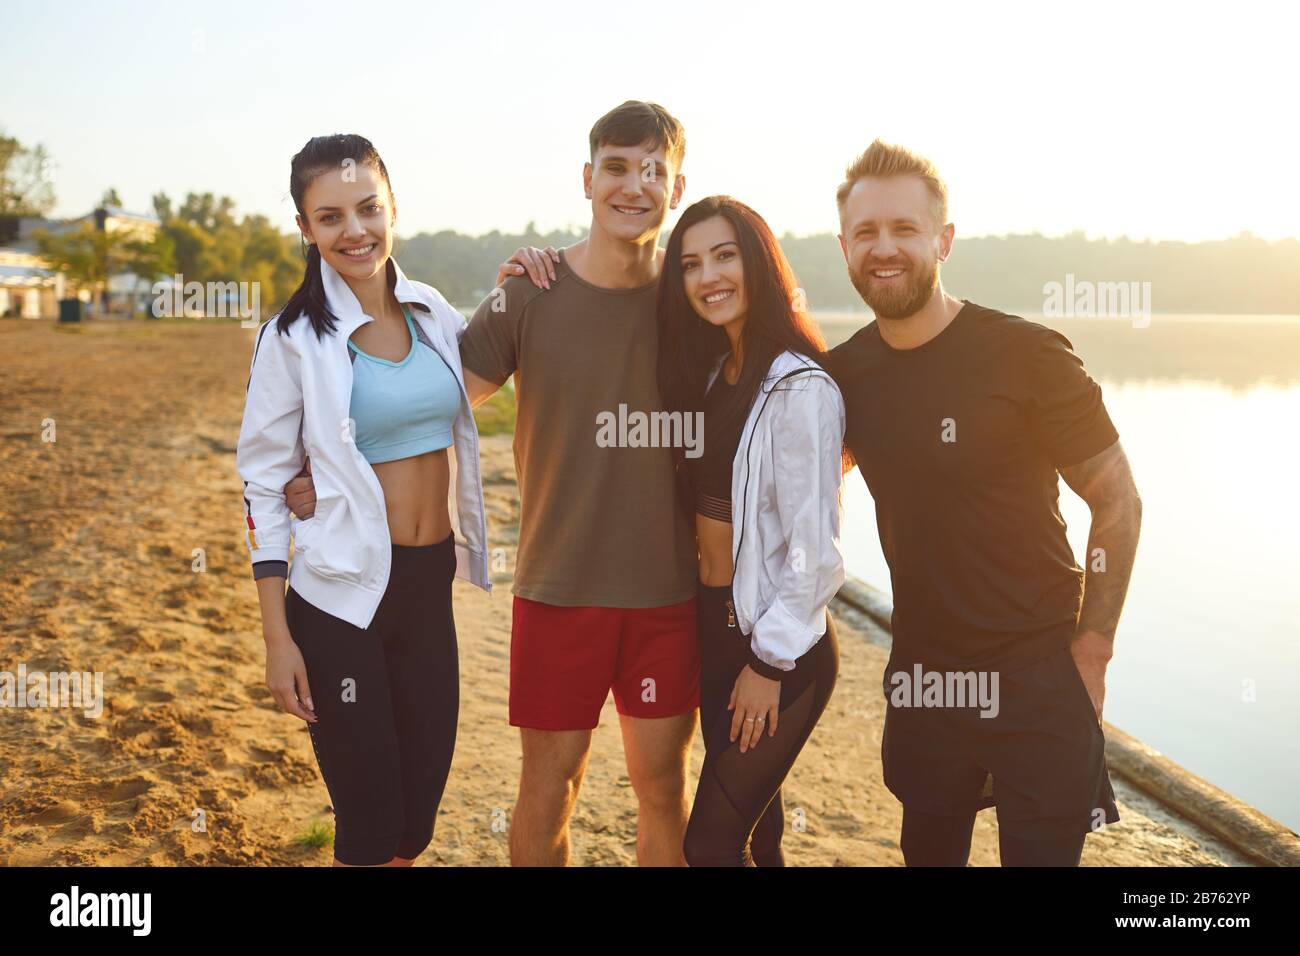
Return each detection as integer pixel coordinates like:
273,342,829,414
682,818,742,868
628,767,686,816
519,730,591,804
396,821,434,864
899,807,975,867
999,828,1085,867
334,830,404,867
393,843,429,865
519,762,586,821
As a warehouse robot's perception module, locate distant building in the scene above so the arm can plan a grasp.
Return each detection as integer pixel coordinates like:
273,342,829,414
0,216,68,318
0,206,160,318
97,205,162,316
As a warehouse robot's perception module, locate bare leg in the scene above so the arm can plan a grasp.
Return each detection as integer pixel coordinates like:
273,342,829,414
620,711,697,866
510,728,593,866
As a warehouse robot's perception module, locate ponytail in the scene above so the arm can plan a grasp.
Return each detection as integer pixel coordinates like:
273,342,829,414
276,241,339,340
276,132,394,340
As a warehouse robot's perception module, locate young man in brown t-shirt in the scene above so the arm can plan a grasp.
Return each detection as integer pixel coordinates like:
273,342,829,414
461,103,700,867
288,101,700,866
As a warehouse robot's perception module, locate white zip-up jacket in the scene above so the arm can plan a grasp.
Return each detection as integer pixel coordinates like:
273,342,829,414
236,256,492,629
710,349,846,678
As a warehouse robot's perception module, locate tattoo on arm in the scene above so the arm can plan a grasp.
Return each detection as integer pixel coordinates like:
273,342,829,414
1059,440,1143,646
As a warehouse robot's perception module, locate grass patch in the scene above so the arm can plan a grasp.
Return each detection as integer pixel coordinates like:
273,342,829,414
295,818,335,851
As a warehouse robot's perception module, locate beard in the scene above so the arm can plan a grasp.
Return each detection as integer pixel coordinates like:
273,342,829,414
848,255,939,320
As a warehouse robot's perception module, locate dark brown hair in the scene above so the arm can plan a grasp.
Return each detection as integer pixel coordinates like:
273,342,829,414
657,195,830,512
277,133,394,339
588,101,686,174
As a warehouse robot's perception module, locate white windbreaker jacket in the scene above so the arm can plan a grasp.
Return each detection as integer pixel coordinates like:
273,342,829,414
709,349,846,676
236,256,492,629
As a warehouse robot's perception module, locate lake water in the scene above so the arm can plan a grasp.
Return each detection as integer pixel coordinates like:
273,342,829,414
820,314,1300,832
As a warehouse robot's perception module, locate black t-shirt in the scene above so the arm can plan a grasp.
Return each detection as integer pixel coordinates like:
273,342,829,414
826,300,1119,673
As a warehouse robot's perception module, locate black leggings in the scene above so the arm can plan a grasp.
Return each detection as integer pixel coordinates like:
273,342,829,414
284,534,459,866
900,806,1087,866
684,583,839,867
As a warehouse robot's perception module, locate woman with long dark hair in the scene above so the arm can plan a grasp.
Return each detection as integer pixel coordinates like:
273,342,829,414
236,134,492,866
657,195,846,866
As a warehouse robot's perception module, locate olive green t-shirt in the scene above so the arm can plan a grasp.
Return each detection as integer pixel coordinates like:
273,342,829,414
458,248,697,607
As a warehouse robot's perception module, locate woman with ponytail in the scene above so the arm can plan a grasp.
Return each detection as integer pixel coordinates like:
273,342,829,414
236,134,492,866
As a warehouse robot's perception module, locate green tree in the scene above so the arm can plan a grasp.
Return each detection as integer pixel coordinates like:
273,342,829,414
34,222,117,310
122,231,176,316
0,132,56,216
148,191,302,319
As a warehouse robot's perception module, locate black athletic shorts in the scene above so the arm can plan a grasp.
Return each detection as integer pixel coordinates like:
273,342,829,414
880,641,1120,840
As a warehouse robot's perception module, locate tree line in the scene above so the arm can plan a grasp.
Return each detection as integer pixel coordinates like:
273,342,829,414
5,130,1297,318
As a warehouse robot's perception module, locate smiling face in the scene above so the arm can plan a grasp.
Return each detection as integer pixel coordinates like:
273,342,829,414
585,138,683,245
838,175,953,320
680,214,747,332
296,162,395,281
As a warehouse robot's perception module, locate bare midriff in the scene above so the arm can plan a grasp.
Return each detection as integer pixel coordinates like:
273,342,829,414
696,513,734,587
372,448,452,545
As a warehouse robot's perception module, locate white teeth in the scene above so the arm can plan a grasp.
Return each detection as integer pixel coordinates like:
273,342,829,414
343,244,375,257
615,206,646,214
704,290,733,304
873,269,903,278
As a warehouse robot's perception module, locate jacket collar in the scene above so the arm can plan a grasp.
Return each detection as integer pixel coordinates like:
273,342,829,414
707,348,825,393
319,253,430,335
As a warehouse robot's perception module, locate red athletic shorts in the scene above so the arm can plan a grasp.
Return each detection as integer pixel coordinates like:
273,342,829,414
509,595,700,730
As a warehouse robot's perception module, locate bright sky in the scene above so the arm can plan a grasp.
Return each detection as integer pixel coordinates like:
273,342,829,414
3,0,1296,242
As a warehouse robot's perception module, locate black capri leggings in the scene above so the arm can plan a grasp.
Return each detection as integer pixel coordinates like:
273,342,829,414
284,533,459,866
684,583,839,866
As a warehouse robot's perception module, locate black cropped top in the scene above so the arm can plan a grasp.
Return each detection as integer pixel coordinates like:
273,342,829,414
688,371,749,523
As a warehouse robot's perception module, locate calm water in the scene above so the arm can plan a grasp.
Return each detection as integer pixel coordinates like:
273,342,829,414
821,314,1300,831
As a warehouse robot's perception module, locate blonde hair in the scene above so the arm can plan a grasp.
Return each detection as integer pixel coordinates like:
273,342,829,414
836,139,948,226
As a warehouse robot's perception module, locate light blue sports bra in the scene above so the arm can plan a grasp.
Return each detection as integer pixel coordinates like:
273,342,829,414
346,305,460,464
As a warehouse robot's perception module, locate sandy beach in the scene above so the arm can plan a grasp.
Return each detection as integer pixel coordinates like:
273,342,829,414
0,318,1251,866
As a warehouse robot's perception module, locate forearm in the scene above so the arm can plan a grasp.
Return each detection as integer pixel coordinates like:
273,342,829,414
1075,494,1142,649
255,575,292,646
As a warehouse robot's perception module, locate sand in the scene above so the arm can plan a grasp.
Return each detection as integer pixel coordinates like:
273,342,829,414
0,318,1247,866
